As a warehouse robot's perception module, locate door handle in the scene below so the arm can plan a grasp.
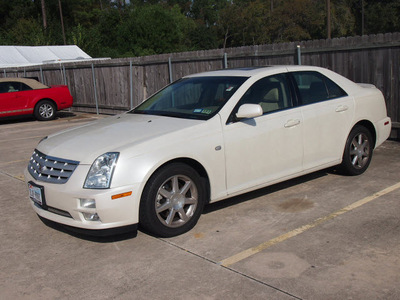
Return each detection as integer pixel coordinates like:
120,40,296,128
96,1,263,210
284,119,301,128
335,105,349,112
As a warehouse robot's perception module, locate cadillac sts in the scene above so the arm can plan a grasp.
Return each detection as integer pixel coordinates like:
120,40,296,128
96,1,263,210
24,66,391,237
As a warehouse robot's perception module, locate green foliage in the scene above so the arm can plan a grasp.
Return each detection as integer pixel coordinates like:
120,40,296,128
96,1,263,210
330,0,356,37
95,4,195,57
0,0,398,58
269,0,325,42
4,18,48,45
127,4,194,56
364,0,400,34
218,0,271,48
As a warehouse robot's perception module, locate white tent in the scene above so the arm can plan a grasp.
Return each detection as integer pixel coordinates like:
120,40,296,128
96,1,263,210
0,45,94,68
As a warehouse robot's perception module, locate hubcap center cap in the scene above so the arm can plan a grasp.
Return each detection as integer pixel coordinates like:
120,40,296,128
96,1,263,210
171,194,185,210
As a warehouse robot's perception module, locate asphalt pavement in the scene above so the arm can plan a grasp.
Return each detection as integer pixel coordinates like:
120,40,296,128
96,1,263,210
1,111,399,299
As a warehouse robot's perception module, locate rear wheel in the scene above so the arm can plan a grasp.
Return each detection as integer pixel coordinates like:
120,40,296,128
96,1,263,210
139,163,206,237
34,100,56,121
340,125,373,176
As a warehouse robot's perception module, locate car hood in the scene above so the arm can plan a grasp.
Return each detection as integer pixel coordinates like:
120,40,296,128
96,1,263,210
37,113,203,164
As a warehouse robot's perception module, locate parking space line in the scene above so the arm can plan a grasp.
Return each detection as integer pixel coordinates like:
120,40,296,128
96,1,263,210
0,135,44,143
0,170,25,182
219,181,400,267
0,159,29,166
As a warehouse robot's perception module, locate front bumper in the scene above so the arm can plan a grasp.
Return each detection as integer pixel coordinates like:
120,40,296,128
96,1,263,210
24,165,141,231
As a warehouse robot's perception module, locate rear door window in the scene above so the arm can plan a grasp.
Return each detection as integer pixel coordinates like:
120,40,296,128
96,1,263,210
291,71,347,105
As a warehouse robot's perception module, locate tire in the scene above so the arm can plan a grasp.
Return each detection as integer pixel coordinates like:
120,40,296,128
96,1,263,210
34,100,56,121
340,125,373,176
139,163,206,237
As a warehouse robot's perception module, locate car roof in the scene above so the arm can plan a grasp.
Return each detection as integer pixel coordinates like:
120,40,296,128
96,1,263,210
185,65,327,78
0,77,48,89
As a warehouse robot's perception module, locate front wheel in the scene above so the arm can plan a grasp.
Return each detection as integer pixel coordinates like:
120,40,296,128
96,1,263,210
34,100,56,121
340,125,373,176
139,163,206,237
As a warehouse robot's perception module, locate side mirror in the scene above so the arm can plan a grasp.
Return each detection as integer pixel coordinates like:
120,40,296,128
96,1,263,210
236,104,263,120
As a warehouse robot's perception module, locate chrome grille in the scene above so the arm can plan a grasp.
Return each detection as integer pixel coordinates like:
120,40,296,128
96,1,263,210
28,149,79,184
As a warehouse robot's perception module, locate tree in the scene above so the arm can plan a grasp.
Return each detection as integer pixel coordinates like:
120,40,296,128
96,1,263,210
363,0,400,34
6,18,47,45
330,0,356,38
269,0,325,42
190,0,227,27
217,1,271,48
0,0,398,58
41,0,47,29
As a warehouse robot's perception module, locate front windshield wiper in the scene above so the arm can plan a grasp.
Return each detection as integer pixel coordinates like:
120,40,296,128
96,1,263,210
129,110,147,115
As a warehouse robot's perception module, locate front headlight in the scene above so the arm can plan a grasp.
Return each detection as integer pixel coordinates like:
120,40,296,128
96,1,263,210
84,152,119,189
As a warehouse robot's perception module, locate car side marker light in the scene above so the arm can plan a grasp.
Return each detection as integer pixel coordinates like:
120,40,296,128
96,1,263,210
111,191,133,200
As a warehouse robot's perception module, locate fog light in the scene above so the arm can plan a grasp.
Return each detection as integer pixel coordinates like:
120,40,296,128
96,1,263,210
82,212,100,221
80,198,96,208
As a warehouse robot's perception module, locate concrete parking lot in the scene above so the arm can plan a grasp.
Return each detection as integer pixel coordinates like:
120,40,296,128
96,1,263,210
1,112,399,299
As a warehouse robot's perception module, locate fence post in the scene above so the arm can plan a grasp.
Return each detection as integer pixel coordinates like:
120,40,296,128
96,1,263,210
297,45,302,65
130,60,133,109
91,63,99,115
168,57,173,83
3,69,6,77
61,65,67,85
224,53,228,69
40,66,44,83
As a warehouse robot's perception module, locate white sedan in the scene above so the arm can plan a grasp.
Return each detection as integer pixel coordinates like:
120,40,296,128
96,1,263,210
24,66,391,237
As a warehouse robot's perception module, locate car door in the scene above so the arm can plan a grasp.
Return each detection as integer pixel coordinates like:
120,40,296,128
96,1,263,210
290,71,355,171
0,81,30,114
223,73,304,196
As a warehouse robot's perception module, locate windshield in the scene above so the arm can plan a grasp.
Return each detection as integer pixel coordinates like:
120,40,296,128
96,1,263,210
131,76,248,120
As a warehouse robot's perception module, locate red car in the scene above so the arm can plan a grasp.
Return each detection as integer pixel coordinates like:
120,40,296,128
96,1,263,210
0,78,73,121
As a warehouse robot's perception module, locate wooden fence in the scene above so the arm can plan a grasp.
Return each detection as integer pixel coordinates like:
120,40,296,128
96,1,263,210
1,32,400,136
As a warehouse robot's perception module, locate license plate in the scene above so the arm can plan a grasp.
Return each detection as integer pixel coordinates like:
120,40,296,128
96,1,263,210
28,182,43,206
